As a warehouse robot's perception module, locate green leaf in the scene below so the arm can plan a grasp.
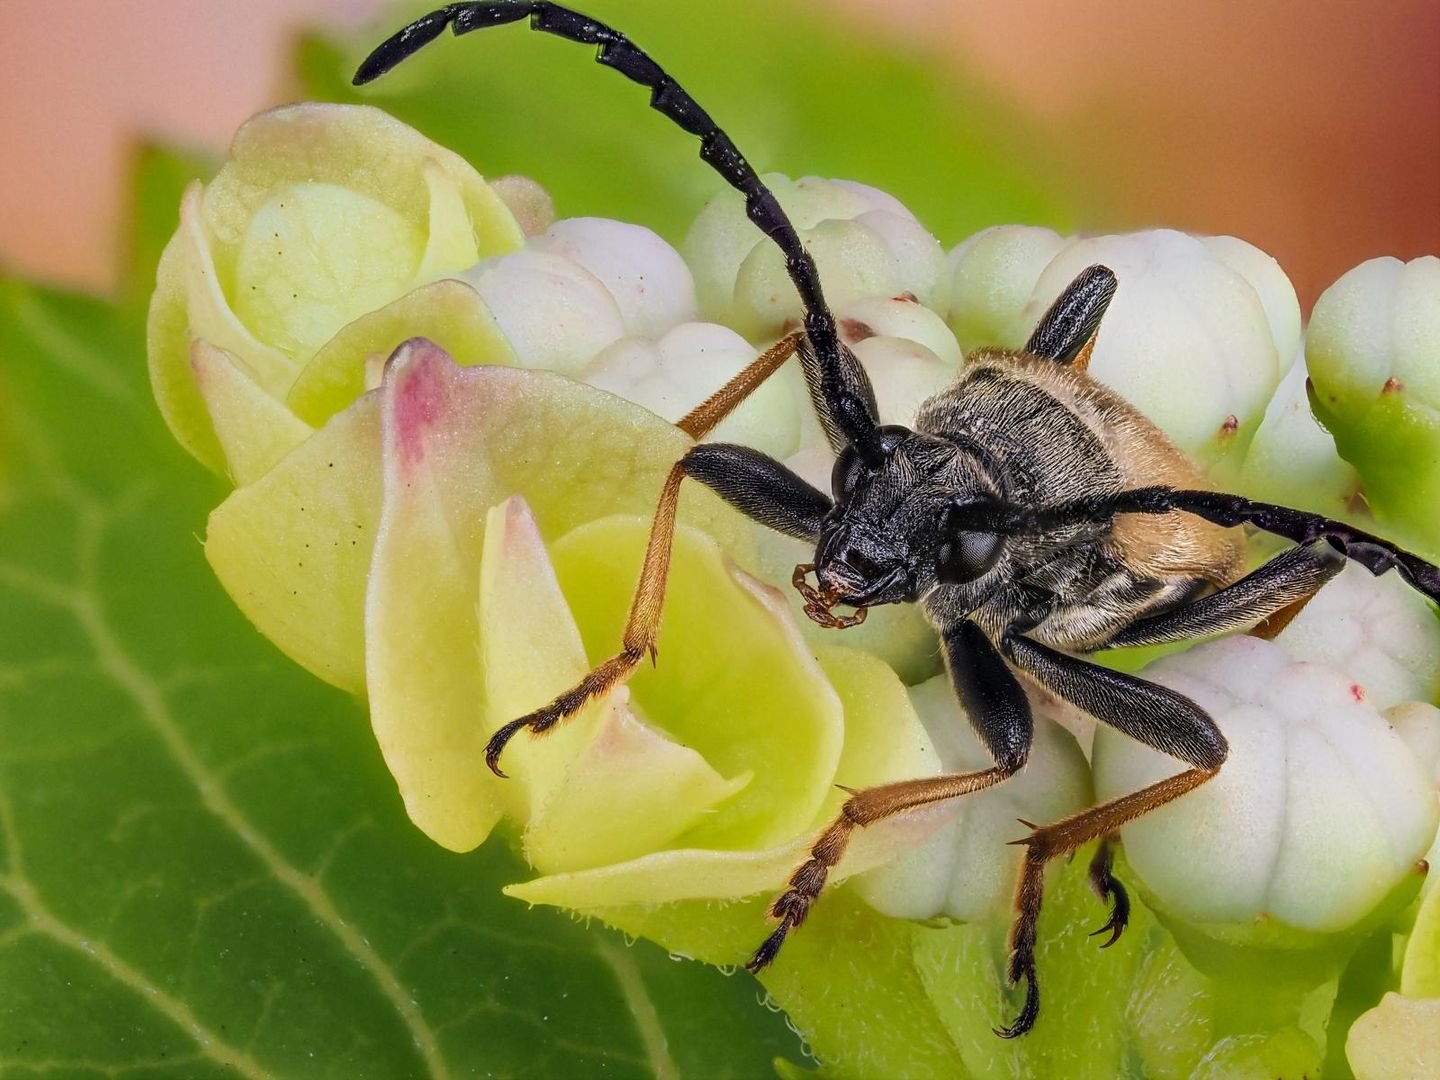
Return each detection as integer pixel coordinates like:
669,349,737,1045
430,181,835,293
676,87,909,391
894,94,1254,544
299,0,1073,249
0,277,804,1077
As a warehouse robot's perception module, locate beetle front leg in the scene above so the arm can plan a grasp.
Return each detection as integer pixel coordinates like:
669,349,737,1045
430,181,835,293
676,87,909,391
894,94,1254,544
484,335,805,774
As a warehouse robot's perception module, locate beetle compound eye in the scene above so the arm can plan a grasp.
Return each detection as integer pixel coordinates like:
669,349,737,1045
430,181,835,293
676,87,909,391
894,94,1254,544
938,530,1003,583
831,445,867,501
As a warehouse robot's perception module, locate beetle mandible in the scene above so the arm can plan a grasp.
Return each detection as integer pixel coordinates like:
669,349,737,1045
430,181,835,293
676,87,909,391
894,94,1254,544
355,1,1440,1037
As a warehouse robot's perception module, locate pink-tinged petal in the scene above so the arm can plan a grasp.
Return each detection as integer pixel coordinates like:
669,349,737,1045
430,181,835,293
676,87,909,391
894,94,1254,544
191,340,313,486
363,342,753,848
367,340,504,851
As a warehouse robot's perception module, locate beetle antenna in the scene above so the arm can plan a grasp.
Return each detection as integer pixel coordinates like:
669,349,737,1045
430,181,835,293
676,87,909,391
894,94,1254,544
996,487,1440,603
355,2,879,450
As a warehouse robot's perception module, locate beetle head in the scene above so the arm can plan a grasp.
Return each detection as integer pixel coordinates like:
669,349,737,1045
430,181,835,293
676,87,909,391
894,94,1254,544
796,425,1006,627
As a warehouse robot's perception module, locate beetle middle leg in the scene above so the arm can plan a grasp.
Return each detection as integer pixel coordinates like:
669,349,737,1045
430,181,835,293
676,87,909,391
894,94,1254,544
747,620,1033,972
995,636,1227,1037
485,333,827,773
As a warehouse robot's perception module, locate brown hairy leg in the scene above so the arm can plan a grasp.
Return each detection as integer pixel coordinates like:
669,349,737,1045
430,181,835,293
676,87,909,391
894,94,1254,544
747,766,1016,972
999,766,1217,1038
484,333,802,776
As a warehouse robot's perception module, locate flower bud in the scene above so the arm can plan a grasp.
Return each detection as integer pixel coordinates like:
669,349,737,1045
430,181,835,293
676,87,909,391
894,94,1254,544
460,249,626,376
1307,255,1440,559
1238,348,1360,517
685,174,944,339
528,217,698,338
1094,636,1437,933
582,322,802,459
854,677,1091,922
1273,563,1440,711
489,175,555,236
938,226,1300,468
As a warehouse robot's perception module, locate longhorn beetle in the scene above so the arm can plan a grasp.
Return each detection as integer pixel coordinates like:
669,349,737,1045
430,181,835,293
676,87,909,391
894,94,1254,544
356,2,1440,1037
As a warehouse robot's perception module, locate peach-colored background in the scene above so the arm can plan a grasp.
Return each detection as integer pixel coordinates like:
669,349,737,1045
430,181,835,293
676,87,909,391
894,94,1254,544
2,0,1436,307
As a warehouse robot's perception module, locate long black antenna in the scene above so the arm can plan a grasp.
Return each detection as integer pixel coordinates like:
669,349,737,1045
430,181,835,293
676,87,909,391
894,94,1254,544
355,1,879,451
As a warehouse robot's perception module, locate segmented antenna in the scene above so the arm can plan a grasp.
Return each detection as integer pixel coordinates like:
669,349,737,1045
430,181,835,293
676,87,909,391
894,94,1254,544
355,1,879,448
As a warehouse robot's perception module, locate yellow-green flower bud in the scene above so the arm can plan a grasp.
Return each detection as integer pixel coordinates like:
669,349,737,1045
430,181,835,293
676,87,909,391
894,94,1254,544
1307,255,1440,561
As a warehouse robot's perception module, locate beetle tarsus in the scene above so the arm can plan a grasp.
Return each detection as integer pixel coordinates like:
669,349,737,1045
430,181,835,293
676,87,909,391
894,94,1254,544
994,959,1040,1039
1087,840,1131,948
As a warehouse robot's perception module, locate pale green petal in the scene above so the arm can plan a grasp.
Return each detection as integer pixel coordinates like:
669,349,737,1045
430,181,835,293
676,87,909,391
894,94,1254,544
148,183,297,469
200,104,521,259
230,181,426,361
149,104,525,475
522,699,751,873
209,338,747,700
506,632,942,931
205,392,381,693
476,496,744,872
190,340,313,486
550,517,843,850
1347,993,1440,1080
478,495,599,810
417,158,483,280
286,278,514,427
358,341,752,847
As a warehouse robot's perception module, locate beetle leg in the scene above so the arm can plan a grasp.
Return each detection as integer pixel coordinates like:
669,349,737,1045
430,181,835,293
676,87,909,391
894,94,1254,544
995,635,1227,1038
1105,541,1344,648
484,335,802,775
747,766,1015,973
748,621,1032,973
1086,837,1130,948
